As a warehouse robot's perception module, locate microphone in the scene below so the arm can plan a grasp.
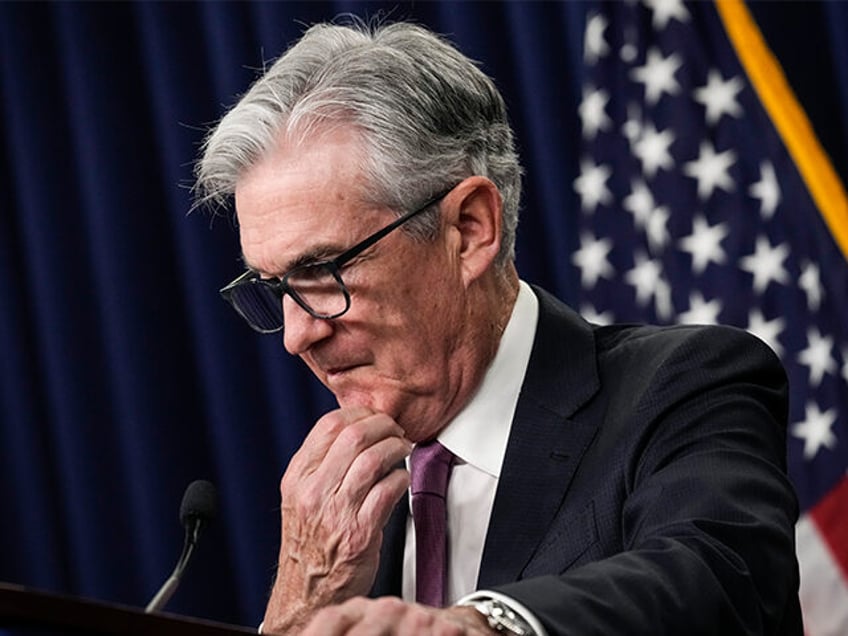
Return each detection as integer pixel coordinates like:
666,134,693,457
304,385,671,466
145,479,218,613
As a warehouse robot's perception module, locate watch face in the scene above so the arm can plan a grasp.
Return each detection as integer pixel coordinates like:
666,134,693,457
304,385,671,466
475,600,533,636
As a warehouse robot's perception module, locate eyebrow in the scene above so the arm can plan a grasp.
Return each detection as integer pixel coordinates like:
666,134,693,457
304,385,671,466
240,243,348,277
285,245,346,270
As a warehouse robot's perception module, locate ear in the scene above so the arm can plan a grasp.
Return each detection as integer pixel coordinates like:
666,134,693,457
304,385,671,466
443,176,503,286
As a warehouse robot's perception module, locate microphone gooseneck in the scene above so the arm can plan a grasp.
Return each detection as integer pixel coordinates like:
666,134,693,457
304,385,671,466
145,480,218,613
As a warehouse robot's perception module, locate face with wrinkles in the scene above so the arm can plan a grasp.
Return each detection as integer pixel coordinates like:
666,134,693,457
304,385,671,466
234,128,479,442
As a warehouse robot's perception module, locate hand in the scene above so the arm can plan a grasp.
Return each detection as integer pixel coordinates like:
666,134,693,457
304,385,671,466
263,407,412,634
301,596,496,635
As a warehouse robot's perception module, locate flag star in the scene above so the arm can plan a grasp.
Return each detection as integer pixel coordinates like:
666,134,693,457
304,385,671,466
625,251,662,306
748,160,781,219
623,179,655,231
693,69,744,125
632,122,676,177
584,12,610,64
644,0,690,30
746,308,785,358
646,205,671,253
798,326,837,387
581,303,615,326
791,401,838,461
625,252,673,320
678,291,723,325
739,235,790,293
798,260,824,312
572,232,615,288
574,158,613,212
620,41,639,64
654,276,673,321
579,87,613,139
683,141,737,200
678,214,729,275
622,102,643,143
842,347,848,384
630,47,683,105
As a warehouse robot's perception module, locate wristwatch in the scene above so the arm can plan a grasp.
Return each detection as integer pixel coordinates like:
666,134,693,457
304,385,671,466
465,598,534,635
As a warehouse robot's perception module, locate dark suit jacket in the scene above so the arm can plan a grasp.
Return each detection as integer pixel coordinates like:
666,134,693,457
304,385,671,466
371,286,802,635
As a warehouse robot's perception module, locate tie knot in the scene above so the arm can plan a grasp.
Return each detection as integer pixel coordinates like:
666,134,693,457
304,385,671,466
410,441,455,497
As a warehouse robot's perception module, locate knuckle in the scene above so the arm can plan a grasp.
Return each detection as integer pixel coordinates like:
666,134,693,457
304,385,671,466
283,481,323,518
316,409,347,435
338,522,375,555
401,605,436,630
337,423,368,449
376,596,401,607
353,448,384,480
314,603,344,622
373,595,406,614
298,481,326,510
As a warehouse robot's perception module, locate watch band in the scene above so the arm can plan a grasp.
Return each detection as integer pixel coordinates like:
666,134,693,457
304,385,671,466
464,598,534,636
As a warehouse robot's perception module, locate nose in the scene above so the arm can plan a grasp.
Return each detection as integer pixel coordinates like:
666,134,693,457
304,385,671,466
282,295,334,355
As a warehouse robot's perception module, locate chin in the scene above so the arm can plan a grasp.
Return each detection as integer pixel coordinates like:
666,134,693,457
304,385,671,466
332,385,381,411
336,388,405,421
335,393,375,411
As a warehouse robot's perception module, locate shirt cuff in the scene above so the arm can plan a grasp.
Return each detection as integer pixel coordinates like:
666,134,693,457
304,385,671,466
456,589,549,636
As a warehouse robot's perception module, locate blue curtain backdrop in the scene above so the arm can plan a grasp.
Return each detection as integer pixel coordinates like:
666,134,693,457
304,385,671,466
1,0,846,628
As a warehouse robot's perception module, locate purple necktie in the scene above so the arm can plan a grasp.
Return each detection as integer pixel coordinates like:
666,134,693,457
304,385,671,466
410,440,455,607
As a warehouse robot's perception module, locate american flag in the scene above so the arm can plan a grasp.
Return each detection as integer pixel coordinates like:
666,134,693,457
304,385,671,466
571,1,848,633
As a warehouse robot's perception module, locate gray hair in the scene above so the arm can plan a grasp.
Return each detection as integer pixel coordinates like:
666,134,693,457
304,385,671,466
195,19,523,265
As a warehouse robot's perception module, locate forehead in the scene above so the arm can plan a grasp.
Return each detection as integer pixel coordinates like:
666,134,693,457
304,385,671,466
234,129,373,274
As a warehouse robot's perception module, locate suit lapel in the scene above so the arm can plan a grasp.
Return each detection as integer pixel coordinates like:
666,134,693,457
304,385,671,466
372,287,602,594
477,287,600,588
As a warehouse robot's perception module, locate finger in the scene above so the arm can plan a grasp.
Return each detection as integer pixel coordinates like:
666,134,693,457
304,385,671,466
397,604,482,636
394,606,439,635
287,406,379,473
301,603,360,636
342,597,410,636
342,600,471,636
317,412,409,488
358,466,411,530
338,433,412,500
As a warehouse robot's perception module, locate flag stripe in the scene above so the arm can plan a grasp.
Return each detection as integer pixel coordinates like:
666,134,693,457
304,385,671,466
810,474,848,581
797,512,848,636
715,0,848,261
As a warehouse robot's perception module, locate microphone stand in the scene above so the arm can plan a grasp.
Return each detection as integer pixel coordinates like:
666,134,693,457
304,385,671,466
145,516,204,613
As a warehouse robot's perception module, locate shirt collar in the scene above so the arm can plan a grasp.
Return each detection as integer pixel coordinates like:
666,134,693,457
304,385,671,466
438,281,539,477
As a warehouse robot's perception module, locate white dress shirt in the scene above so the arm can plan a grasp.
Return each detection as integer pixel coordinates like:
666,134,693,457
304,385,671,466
402,282,546,634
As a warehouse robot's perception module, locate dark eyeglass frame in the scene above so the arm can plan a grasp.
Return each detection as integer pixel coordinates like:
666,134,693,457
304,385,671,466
220,186,456,333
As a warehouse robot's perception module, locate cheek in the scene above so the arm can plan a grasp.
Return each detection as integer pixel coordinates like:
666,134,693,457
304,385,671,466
350,242,460,342
366,287,447,356
404,294,463,358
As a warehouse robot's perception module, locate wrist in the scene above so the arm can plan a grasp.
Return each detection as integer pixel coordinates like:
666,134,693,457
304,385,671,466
262,575,315,636
262,602,309,636
447,605,500,634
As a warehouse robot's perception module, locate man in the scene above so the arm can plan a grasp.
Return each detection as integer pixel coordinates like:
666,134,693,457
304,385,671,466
195,19,802,635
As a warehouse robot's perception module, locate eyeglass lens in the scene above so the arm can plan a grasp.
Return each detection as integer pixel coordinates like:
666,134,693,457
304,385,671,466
228,264,351,333
227,281,284,333
285,264,349,318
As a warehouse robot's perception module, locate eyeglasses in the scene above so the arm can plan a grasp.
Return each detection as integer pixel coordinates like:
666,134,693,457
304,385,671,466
220,187,455,333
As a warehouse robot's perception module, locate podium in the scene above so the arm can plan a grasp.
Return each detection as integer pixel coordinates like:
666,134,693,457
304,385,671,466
0,582,256,635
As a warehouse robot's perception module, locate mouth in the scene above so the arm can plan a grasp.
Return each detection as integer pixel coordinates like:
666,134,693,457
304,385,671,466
307,349,371,386
324,363,365,381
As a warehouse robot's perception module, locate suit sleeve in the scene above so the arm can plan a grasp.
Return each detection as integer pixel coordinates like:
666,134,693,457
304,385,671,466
492,325,802,635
